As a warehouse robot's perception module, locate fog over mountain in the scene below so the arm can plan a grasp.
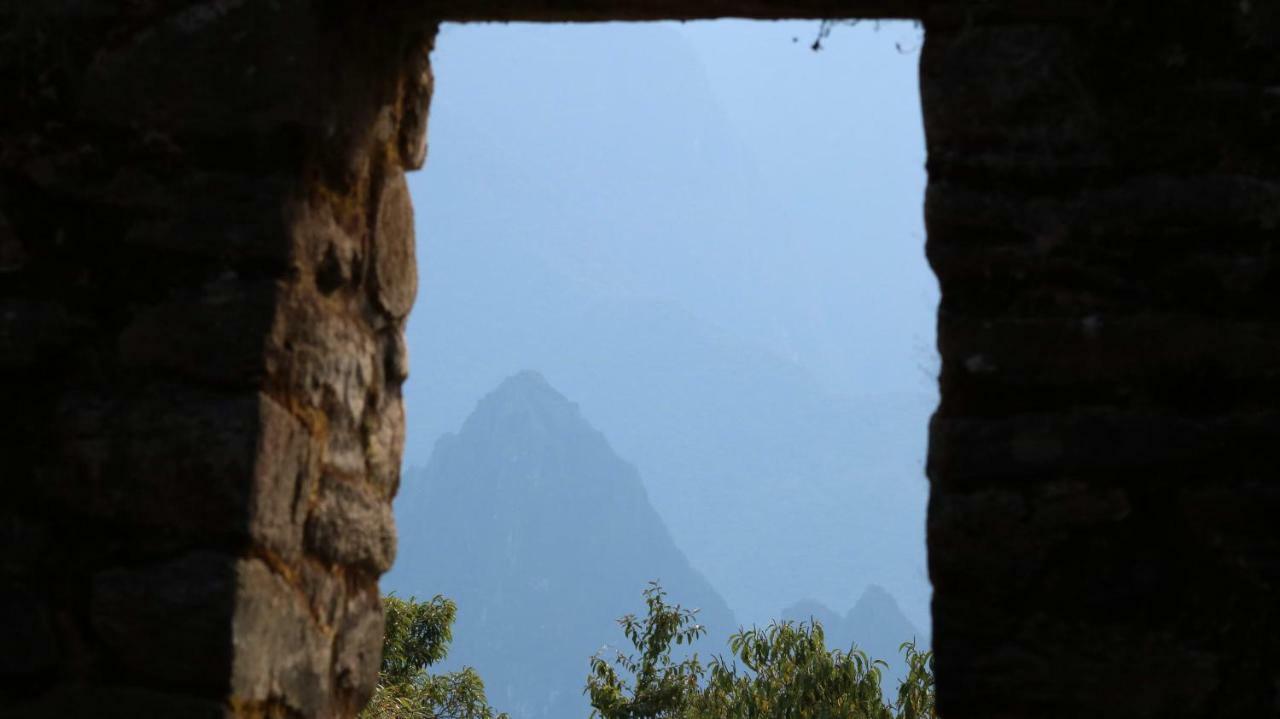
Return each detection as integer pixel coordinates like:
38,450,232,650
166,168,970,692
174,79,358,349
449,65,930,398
388,372,736,719
399,21,935,630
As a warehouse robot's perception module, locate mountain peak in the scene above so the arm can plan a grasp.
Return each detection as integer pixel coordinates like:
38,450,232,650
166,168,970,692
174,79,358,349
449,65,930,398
850,584,897,614
459,370,590,443
497,369,553,392
847,584,916,637
780,585,925,693
484,370,564,409
389,373,736,719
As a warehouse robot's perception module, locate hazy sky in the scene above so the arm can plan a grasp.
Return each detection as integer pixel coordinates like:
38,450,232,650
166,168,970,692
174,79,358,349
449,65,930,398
664,18,933,394
402,19,936,628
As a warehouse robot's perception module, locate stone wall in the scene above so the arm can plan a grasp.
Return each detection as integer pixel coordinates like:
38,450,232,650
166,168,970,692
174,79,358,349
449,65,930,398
1,3,436,715
1,0,1277,717
923,6,1280,716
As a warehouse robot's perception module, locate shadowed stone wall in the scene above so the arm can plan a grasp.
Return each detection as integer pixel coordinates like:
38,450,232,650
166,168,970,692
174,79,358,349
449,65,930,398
2,1,1277,717
923,6,1280,716
2,3,436,715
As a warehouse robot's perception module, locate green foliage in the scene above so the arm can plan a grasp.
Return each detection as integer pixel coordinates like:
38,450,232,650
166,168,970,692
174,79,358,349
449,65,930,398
586,582,708,718
893,641,935,719
380,595,457,686
587,583,936,719
361,595,509,719
694,623,893,719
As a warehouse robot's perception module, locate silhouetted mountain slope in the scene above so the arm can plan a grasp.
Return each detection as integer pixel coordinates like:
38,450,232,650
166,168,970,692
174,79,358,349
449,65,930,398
388,372,736,719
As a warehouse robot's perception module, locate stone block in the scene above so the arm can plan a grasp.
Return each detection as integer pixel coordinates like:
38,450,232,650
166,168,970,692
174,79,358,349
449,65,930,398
268,295,378,429
304,477,396,574
79,0,322,136
921,23,1107,180
0,300,86,372
927,488,1044,596
927,176,1280,243
936,313,1280,413
122,172,298,265
118,276,277,386
296,199,363,297
370,171,417,320
267,290,385,479
0,210,24,272
0,515,51,579
6,685,229,719
249,395,318,561
932,612,1220,719
398,30,436,171
229,558,331,718
54,388,258,535
332,585,384,706
51,387,314,558
929,410,1280,485
1181,482,1280,591
0,588,58,678
90,552,237,688
363,389,406,496
925,177,1280,319
383,329,409,385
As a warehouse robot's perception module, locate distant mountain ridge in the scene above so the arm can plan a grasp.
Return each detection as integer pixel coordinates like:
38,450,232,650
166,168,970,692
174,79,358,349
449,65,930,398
781,585,926,692
387,372,736,719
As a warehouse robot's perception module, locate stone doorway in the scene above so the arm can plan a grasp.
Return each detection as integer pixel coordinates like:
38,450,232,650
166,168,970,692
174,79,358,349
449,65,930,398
3,2,1277,717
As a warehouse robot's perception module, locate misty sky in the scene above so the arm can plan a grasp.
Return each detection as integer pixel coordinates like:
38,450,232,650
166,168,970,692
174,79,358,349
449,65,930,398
399,20,937,629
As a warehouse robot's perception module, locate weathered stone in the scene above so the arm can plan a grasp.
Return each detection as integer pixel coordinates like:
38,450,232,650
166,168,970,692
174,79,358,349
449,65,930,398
248,395,318,560
79,0,321,135
930,410,1280,485
363,389,406,496
268,295,378,426
0,300,85,371
291,195,363,296
6,686,230,719
0,211,24,272
304,477,396,574
90,552,237,688
332,586,384,706
122,173,298,265
384,327,410,385
0,515,50,580
931,613,1221,719
398,31,437,170
921,24,1108,180
370,172,417,320
0,589,58,677
927,176,1280,240
54,388,258,534
927,489,1043,594
118,276,277,386
935,313,1280,414
1181,482,1280,591
229,558,332,718
49,388,314,556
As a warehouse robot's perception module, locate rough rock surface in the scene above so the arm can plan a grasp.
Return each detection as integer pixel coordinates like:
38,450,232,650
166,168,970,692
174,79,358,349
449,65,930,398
1,2,433,716
1,1,1277,717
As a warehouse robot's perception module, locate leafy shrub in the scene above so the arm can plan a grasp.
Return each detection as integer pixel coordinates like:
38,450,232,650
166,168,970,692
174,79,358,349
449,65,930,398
361,595,508,719
586,583,935,719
